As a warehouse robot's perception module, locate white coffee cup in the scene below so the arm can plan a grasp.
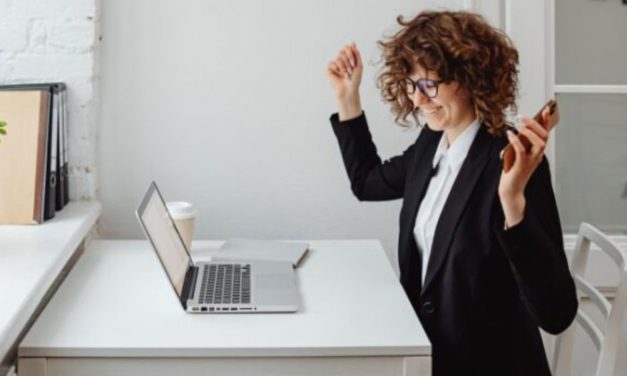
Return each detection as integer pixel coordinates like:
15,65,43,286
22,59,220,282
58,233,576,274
166,201,197,251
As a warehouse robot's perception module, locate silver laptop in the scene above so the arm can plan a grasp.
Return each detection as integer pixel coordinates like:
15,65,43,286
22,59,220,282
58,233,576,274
136,182,299,313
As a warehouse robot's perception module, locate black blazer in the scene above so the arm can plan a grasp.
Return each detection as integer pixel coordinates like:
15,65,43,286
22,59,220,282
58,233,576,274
331,112,577,376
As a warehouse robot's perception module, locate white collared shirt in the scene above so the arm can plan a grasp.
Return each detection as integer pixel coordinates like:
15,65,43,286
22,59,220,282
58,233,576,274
414,119,481,285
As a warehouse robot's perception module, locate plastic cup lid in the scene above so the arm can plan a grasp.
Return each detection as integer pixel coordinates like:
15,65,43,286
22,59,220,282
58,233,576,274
166,201,197,219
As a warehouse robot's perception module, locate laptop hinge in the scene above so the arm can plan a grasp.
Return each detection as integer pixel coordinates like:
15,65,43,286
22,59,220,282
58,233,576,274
180,265,198,309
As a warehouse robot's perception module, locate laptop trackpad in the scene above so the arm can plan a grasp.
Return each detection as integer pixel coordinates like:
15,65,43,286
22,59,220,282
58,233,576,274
256,275,293,289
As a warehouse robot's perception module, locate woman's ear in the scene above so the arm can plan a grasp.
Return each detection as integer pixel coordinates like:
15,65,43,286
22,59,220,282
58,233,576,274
453,81,470,97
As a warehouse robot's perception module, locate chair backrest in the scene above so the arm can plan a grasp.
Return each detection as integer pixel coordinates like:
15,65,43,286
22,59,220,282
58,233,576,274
552,223,627,376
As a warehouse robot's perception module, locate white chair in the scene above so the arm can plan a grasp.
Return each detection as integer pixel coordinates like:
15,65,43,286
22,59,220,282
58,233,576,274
552,223,627,376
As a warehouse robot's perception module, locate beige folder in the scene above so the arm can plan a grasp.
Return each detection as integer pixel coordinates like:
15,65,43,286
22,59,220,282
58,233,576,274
0,90,50,224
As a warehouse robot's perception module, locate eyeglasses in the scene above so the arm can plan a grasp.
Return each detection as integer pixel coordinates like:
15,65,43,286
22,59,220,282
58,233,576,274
404,78,443,99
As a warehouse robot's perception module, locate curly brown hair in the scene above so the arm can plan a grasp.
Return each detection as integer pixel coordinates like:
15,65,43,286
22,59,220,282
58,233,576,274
377,10,519,135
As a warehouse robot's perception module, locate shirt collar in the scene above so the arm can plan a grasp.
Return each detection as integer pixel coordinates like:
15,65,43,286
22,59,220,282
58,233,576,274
432,118,481,171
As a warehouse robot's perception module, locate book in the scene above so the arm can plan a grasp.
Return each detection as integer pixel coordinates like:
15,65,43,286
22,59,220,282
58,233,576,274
53,84,68,210
60,88,69,206
0,83,68,221
43,86,57,220
0,90,50,224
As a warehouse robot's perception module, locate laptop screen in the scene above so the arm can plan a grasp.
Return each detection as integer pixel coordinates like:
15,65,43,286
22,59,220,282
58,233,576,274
136,182,192,297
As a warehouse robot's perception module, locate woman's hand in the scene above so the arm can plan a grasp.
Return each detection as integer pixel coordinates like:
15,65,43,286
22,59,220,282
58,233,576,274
498,107,552,227
327,42,363,121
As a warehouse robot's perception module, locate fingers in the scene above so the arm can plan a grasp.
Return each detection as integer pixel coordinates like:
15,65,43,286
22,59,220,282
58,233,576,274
335,51,352,79
346,42,362,69
519,127,546,156
329,42,362,80
518,115,548,141
506,130,526,160
340,43,358,77
343,47,355,70
505,127,545,175
327,61,341,77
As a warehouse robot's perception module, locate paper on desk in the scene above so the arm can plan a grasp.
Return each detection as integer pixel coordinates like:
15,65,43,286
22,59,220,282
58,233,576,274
207,239,309,268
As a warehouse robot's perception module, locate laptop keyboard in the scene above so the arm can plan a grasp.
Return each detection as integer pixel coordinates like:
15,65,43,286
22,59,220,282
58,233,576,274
199,264,251,305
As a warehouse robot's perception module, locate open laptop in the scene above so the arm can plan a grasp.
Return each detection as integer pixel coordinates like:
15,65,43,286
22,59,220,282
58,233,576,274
136,182,299,313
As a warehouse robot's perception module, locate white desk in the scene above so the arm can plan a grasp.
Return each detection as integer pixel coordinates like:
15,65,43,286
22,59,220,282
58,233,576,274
18,239,431,376
0,203,101,376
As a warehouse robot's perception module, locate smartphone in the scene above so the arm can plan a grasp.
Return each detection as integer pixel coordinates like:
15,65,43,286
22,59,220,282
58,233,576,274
500,98,559,172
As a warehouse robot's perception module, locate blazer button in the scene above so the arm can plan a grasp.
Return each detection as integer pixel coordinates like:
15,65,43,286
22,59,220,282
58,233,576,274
422,301,435,314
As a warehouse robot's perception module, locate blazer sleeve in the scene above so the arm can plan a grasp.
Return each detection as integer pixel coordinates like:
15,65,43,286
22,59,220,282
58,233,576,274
330,112,414,201
496,157,578,335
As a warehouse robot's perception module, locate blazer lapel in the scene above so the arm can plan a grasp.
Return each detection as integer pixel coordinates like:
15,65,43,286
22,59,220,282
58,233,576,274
420,126,493,297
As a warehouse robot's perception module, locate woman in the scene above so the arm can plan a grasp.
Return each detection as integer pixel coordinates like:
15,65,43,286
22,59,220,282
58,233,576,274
326,10,577,376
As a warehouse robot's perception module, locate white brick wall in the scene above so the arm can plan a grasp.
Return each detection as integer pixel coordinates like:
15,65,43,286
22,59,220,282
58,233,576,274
0,0,100,201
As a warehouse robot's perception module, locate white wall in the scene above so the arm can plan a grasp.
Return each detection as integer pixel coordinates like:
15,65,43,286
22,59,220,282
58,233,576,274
0,0,100,200
3,1,624,374
98,0,461,271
